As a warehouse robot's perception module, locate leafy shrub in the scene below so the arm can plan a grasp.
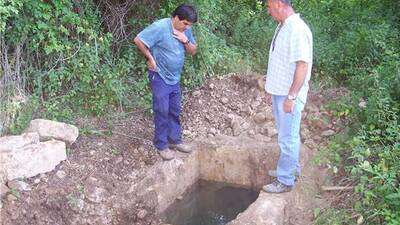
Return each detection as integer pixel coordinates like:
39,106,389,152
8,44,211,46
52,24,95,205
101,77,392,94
303,0,400,223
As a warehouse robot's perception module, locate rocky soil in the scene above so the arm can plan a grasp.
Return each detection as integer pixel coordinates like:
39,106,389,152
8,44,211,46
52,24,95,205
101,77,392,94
0,73,348,225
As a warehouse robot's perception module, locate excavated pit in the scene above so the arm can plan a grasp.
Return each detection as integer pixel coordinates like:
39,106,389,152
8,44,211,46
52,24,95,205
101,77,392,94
130,134,291,225
162,180,259,225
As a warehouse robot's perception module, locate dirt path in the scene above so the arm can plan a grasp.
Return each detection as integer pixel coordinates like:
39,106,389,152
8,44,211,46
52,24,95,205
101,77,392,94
0,73,346,225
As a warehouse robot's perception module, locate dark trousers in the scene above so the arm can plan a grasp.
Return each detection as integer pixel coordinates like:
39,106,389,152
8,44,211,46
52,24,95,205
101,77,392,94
148,70,182,151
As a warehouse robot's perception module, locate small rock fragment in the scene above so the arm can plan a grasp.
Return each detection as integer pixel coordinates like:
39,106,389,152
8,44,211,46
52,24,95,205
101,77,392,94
221,97,229,104
7,193,18,202
321,129,335,137
137,209,148,219
7,180,31,191
56,170,67,179
0,183,10,198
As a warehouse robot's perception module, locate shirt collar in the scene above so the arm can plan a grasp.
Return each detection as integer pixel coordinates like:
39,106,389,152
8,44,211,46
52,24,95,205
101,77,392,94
282,13,300,25
168,18,173,32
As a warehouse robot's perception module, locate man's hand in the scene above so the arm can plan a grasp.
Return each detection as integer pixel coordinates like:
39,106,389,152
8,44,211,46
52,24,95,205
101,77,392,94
147,58,157,71
172,29,196,55
283,99,295,113
172,29,189,43
133,37,158,70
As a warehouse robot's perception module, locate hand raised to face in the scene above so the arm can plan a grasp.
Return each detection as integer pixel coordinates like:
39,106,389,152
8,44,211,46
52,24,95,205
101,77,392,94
172,29,189,44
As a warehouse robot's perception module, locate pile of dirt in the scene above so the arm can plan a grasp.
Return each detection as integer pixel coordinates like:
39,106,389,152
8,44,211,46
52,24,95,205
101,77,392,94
0,73,348,225
182,72,267,139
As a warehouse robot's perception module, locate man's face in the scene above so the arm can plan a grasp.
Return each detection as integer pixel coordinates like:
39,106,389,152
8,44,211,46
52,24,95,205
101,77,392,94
174,16,193,32
267,0,281,21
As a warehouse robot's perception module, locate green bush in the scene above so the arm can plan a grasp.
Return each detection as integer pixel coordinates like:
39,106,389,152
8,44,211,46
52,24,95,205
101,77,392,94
2,1,133,119
304,0,400,223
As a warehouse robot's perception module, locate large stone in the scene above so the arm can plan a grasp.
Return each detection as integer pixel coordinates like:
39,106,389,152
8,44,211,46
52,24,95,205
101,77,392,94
2,140,67,180
0,132,41,181
24,119,79,144
0,132,40,152
228,192,288,225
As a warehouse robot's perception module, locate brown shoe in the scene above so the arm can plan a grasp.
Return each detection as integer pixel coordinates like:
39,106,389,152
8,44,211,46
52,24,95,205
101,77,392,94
158,148,175,160
169,143,192,153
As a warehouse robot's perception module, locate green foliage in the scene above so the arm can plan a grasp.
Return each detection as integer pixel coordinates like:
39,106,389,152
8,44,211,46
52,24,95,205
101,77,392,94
8,97,40,135
305,0,400,222
3,1,130,119
116,0,273,108
314,208,353,225
156,0,271,89
0,0,23,33
3,0,272,122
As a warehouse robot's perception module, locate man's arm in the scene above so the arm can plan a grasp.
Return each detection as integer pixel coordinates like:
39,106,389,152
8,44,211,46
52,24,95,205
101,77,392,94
288,61,308,97
283,61,308,113
133,37,157,71
183,42,197,56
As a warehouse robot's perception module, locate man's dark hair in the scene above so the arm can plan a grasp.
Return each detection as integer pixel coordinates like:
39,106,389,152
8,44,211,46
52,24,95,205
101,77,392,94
172,4,197,23
279,0,292,6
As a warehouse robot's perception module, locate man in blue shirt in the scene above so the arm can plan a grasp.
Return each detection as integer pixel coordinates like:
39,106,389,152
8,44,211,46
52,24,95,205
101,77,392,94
134,4,197,160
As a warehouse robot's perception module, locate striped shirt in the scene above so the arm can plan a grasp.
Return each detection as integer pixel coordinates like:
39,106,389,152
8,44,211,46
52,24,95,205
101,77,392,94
265,14,313,104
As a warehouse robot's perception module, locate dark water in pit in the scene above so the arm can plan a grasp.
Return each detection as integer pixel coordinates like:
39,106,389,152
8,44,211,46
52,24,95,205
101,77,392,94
162,180,259,225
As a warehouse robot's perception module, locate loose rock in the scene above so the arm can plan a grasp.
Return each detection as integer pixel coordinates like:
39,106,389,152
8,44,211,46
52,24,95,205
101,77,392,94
253,112,267,124
7,180,31,191
24,119,79,145
56,170,67,179
321,129,335,137
7,193,17,202
0,183,10,198
2,140,66,180
137,209,148,219
221,97,229,104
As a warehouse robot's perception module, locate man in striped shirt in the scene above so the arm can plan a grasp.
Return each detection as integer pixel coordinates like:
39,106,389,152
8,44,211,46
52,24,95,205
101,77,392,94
263,0,313,193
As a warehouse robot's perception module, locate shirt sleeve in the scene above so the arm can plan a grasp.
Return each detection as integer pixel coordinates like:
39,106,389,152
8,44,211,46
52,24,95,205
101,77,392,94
184,28,196,44
289,28,312,63
137,21,163,49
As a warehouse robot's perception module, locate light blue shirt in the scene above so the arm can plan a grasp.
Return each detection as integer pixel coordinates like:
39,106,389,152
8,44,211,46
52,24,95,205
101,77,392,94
137,18,196,85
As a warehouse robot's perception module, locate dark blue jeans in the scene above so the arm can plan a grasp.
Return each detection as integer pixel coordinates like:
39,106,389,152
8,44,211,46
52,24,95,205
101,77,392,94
148,70,182,151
